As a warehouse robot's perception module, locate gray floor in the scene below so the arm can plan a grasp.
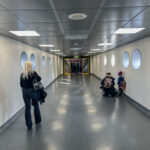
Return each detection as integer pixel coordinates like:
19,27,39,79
0,75,150,150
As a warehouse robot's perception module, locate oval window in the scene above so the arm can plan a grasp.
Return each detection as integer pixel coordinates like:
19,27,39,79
49,56,51,66
20,51,28,68
30,53,36,70
111,54,115,67
53,57,55,64
123,51,130,68
104,56,107,66
42,56,46,67
132,49,141,70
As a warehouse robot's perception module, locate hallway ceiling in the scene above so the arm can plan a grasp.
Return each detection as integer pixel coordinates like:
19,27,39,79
0,0,149,56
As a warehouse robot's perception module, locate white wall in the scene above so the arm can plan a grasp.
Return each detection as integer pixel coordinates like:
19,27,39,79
91,36,150,110
0,35,63,127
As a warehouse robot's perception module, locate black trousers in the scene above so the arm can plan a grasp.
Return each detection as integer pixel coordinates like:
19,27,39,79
119,88,123,95
22,88,41,129
103,87,117,96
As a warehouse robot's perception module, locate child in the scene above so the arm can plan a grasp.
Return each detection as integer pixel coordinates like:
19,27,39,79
117,71,126,96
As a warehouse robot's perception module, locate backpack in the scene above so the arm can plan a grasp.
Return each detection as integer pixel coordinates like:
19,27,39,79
104,78,112,88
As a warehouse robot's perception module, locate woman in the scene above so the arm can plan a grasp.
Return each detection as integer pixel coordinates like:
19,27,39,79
20,61,41,130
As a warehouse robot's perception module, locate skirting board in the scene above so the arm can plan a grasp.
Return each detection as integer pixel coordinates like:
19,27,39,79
0,74,63,133
0,107,24,134
91,73,150,118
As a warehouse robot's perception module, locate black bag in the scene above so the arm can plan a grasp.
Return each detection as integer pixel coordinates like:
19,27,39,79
38,89,47,105
32,79,44,91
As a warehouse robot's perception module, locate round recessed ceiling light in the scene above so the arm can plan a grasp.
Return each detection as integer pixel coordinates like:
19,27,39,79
74,43,78,46
68,13,87,20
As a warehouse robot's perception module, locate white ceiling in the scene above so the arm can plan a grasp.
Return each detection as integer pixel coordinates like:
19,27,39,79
0,0,149,56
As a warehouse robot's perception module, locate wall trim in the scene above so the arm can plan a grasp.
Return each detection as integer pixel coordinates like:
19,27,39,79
0,107,24,134
93,36,150,56
124,95,150,118
1,74,149,133
0,74,63,133
91,73,150,118
46,74,62,88
91,73,102,80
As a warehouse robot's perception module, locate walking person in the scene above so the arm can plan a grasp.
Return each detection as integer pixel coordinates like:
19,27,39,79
20,61,42,130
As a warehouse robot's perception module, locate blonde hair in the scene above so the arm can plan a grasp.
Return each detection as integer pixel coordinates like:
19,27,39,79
22,61,34,79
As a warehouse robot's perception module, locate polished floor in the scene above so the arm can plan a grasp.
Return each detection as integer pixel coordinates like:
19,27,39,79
0,75,150,150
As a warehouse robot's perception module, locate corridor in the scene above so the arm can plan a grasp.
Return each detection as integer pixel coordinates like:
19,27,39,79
0,75,150,150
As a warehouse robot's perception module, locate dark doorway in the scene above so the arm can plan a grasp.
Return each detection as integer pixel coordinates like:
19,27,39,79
64,57,90,75
71,58,82,74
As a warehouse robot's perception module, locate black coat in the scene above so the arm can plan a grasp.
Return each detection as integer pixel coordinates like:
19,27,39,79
101,76,115,88
38,89,47,105
100,76,117,96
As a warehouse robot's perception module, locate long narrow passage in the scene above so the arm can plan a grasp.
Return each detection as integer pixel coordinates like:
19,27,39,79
0,75,150,150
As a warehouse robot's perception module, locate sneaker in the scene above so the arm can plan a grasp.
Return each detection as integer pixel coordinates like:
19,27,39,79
116,93,122,96
27,126,32,131
102,94,108,96
35,121,41,124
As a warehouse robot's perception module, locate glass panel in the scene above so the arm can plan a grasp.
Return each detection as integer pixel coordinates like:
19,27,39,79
111,54,115,67
132,49,141,70
49,57,51,65
65,59,70,74
20,51,28,68
42,56,46,67
123,51,130,68
71,58,82,74
104,56,107,66
30,53,36,70
83,58,88,73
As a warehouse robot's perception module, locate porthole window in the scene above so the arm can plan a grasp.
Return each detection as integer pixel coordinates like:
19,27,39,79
30,53,36,70
49,56,51,66
132,49,141,70
104,56,107,66
111,54,115,67
42,56,46,67
123,51,130,68
53,57,55,64
20,51,28,68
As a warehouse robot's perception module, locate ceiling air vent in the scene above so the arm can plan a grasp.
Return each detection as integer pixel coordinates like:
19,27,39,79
65,35,88,40
70,48,81,51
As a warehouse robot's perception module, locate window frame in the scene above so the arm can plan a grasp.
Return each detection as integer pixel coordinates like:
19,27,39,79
123,51,130,68
20,51,28,69
132,49,141,70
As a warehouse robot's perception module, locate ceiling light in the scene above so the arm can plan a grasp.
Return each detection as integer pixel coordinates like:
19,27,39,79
88,52,95,54
115,28,145,34
58,82,70,85
98,43,113,46
65,35,88,40
50,50,61,52
68,13,87,20
9,30,40,36
39,44,54,47
74,43,78,46
91,49,102,51
70,48,81,51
